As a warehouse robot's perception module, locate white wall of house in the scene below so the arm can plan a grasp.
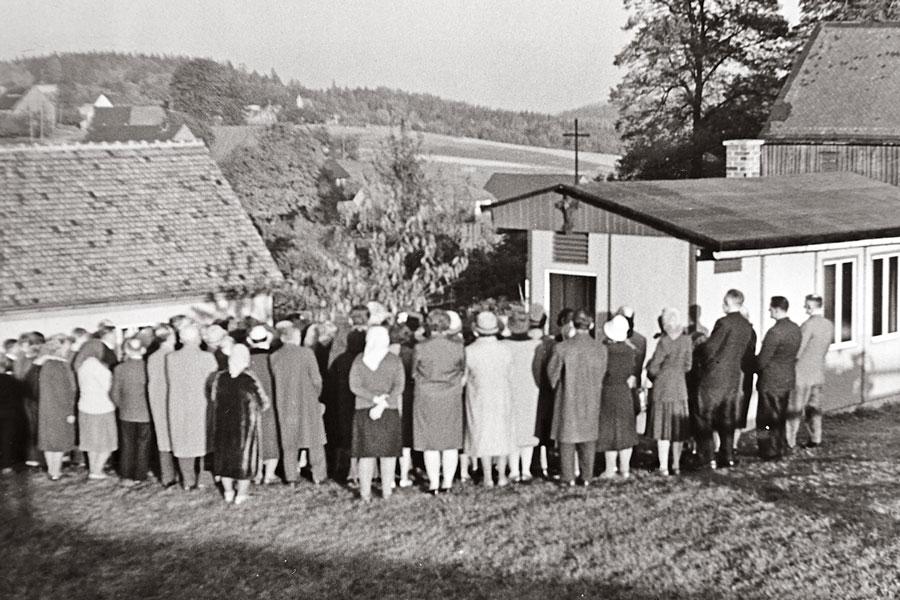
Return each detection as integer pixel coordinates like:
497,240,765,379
0,294,274,344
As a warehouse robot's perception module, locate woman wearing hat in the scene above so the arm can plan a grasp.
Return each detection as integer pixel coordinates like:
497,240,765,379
646,308,693,476
246,325,279,484
599,315,639,478
212,344,270,504
500,308,541,482
36,334,77,480
74,339,117,480
349,326,405,501
464,311,515,487
413,310,465,494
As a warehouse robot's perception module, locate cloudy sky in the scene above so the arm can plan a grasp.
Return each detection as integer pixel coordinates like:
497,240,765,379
2,0,801,113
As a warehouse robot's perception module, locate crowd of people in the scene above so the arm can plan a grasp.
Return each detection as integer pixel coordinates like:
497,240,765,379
0,288,833,504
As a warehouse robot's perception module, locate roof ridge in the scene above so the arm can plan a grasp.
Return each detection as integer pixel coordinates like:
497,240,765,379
0,139,206,155
821,21,900,28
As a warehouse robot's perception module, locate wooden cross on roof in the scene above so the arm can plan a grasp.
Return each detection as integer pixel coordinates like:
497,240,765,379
563,118,590,185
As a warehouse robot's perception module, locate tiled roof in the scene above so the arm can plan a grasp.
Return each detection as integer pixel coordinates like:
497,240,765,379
486,172,900,252
765,22,900,142
0,141,282,313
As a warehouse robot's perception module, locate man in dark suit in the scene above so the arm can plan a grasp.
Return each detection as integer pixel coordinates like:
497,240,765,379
755,296,802,460
696,289,756,469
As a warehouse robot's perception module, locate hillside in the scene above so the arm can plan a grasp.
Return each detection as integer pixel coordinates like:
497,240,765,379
0,52,621,153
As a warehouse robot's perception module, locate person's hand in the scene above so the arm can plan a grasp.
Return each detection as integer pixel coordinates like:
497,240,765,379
66,415,76,424
369,404,386,420
626,375,637,389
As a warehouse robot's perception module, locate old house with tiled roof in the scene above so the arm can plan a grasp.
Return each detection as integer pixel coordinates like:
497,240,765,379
0,84,57,125
0,140,281,340
85,105,197,143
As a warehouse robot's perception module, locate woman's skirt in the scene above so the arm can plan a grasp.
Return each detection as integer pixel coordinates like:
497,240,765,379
78,411,118,453
647,397,691,442
351,408,402,458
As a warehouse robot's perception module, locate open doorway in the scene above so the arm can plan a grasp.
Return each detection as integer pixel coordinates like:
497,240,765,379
548,272,597,336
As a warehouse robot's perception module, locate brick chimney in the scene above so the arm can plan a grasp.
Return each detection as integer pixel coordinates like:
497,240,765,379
723,139,764,178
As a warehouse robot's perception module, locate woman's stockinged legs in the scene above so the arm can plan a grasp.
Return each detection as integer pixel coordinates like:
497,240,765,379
423,450,441,491
379,457,397,498
357,457,375,500
441,449,458,489
657,440,670,474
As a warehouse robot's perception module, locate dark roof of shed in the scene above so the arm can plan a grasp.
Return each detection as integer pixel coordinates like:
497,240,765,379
0,141,282,313
0,88,26,110
485,172,900,252
85,106,193,143
764,22,900,142
484,172,573,200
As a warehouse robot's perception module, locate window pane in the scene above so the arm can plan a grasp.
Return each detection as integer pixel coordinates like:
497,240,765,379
824,263,836,326
891,257,898,333
841,261,853,342
873,258,884,336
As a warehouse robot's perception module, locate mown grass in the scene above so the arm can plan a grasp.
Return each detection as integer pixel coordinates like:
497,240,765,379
5,405,900,599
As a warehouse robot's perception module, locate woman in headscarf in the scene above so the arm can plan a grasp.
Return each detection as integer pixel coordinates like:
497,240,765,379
598,315,639,479
646,308,693,476
348,326,405,501
74,338,117,480
413,310,465,494
212,344,270,504
36,334,77,480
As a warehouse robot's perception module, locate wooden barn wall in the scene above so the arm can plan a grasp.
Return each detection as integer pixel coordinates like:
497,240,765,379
762,143,900,186
490,193,666,236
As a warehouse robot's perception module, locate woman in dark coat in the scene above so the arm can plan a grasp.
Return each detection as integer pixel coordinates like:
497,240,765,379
324,327,367,484
246,325,278,484
598,315,639,479
390,324,416,489
212,344,269,505
413,310,465,494
37,334,77,480
646,308,692,476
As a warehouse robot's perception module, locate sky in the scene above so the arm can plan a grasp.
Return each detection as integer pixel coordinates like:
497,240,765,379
1,0,801,114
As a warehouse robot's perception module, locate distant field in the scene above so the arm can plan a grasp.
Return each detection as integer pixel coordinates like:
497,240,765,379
327,125,619,182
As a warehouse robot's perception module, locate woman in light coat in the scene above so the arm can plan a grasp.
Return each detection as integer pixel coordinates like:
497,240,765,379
75,339,117,480
500,309,541,482
464,312,515,487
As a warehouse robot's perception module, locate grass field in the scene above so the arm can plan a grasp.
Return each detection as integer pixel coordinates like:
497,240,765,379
4,404,900,599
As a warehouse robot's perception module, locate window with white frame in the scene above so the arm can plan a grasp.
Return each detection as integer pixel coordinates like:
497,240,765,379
823,258,855,344
872,254,899,338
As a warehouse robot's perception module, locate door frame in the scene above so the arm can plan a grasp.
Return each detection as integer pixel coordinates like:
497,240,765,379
544,268,599,332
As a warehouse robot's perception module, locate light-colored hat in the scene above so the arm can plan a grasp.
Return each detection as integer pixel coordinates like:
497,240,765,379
367,301,390,326
247,325,273,347
446,311,462,336
124,337,146,357
204,325,228,346
474,311,499,336
617,306,635,319
603,315,629,343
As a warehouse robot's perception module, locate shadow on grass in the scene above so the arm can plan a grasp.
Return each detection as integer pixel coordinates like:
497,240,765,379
0,482,717,600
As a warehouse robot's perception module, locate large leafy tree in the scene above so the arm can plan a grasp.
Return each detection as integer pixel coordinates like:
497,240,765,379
325,128,494,313
611,0,790,179
169,58,244,124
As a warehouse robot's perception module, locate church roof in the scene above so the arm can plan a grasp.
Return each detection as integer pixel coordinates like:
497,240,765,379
0,141,281,313
764,22,900,143
485,172,900,252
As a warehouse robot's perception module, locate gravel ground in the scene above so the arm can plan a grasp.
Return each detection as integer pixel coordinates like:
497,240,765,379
4,405,900,599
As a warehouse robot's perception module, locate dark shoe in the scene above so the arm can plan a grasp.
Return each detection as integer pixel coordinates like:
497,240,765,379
427,488,440,496
439,486,452,494
802,441,820,449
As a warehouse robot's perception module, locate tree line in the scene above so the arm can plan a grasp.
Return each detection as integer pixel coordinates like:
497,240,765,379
0,51,619,153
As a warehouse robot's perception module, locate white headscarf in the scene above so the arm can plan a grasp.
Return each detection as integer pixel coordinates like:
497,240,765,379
228,344,250,378
362,326,390,371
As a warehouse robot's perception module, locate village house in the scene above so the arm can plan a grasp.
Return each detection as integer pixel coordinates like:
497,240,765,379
751,22,900,184
0,140,282,342
85,104,197,143
0,84,58,124
77,93,114,130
